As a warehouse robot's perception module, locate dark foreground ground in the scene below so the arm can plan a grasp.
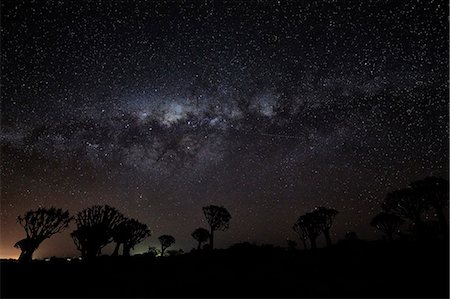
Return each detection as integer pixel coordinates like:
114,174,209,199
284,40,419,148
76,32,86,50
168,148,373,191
1,239,448,298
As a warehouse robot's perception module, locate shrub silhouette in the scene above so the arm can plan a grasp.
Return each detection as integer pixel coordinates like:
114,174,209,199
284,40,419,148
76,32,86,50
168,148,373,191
191,227,210,250
15,207,71,263
71,205,125,260
112,218,151,256
370,212,404,241
202,205,231,249
315,207,339,247
158,235,175,256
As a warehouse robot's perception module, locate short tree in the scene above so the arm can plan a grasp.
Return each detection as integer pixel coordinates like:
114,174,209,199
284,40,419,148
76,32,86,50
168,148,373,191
315,207,339,247
292,218,309,249
71,205,125,259
202,205,231,249
191,227,210,250
158,235,175,257
112,218,151,256
15,207,71,263
296,212,323,250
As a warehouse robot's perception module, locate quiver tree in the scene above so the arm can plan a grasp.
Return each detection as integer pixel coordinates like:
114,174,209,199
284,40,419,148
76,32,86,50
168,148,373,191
315,207,339,247
71,205,125,260
202,205,231,249
112,218,151,256
158,235,175,257
410,177,449,237
292,218,309,249
297,212,323,250
191,227,210,250
370,212,404,241
382,188,426,225
382,188,428,237
15,207,71,263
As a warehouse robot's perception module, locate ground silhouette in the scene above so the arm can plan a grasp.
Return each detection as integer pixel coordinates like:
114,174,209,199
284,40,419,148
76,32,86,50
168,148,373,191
1,238,448,298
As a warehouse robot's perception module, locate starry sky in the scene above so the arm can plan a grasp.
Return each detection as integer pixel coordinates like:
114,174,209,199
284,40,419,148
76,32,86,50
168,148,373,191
1,0,448,259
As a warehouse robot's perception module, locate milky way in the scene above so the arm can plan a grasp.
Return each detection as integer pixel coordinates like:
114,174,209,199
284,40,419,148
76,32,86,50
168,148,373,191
1,0,448,258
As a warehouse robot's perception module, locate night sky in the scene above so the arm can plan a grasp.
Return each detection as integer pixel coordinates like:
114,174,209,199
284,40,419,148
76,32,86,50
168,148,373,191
1,0,448,259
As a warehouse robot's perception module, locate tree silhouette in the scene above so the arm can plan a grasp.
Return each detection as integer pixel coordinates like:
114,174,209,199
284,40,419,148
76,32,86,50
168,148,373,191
295,212,322,250
370,212,404,241
382,188,428,236
202,205,231,249
315,207,339,247
71,205,125,260
158,235,175,257
292,218,309,249
14,207,71,263
112,218,150,256
410,177,449,237
191,227,210,250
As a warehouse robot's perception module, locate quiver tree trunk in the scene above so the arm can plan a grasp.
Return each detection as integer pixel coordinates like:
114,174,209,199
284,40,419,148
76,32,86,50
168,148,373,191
112,243,121,256
323,229,332,247
85,245,99,261
386,232,394,242
209,229,214,250
15,238,39,263
310,236,317,250
18,251,32,263
301,238,308,250
18,247,36,263
434,207,449,239
411,219,426,241
123,244,131,257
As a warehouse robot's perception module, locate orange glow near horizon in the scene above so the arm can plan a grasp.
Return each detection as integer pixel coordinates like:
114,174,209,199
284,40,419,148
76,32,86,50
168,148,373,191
0,247,20,260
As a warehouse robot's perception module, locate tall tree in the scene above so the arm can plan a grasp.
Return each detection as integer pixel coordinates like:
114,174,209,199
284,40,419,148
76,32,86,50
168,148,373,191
202,205,232,249
315,207,339,247
292,218,309,249
15,207,71,263
158,235,175,257
410,177,449,237
112,218,151,256
191,227,210,250
370,212,404,241
71,205,125,260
